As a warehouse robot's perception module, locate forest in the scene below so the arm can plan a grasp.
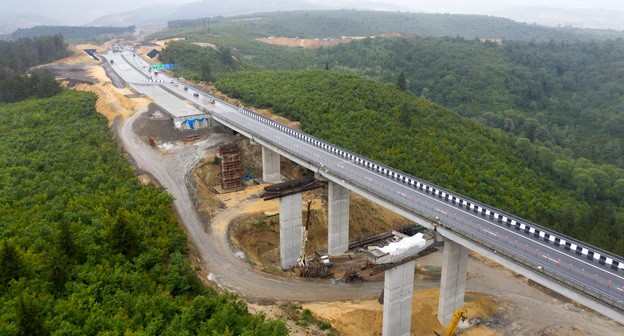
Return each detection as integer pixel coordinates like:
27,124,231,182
0,35,68,75
0,91,287,335
320,37,624,168
215,70,624,255
165,10,624,42
11,25,136,40
0,35,67,102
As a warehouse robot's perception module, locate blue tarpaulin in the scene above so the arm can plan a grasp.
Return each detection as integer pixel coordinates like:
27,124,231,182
182,117,208,130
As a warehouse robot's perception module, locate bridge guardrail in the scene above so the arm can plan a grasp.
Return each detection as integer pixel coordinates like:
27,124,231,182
223,102,624,269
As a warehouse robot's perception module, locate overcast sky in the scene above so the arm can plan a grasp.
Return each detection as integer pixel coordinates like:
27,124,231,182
2,0,624,28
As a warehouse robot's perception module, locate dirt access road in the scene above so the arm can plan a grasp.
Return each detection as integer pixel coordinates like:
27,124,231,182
119,111,396,302
119,110,623,335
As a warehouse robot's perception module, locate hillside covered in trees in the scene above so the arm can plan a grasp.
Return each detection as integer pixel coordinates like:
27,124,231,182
215,70,624,255
166,10,624,42
0,91,287,335
320,37,624,168
156,11,624,170
0,35,67,102
11,25,135,42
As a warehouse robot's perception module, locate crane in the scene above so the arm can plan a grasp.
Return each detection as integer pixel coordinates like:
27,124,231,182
297,200,313,267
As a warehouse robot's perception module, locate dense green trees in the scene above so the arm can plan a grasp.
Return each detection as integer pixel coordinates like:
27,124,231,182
0,91,287,335
159,40,244,81
0,69,62,102
0,35,68,75
319,36,624,168
12,25,135,40
216,70,624,255
0,35,66,102
165,10,624,42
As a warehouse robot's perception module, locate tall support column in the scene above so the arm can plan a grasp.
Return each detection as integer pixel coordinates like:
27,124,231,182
382,260,416,336
328,181,350,255
279,193,302,269
438,238,469,325
262,147,281,183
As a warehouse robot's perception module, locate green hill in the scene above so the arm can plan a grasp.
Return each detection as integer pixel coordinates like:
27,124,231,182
166,10,624,42
320,37,624,168
0,91,287,335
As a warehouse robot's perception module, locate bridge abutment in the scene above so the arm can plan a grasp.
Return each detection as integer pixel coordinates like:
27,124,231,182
328,181,350,255
438,238,469,325
279,192,303,269
382,260,416,336
262,147,281,182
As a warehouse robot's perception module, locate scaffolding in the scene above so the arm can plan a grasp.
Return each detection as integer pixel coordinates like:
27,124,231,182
219,144,242,190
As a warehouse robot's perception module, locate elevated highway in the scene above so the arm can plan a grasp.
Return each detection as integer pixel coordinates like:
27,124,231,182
105,49,624,325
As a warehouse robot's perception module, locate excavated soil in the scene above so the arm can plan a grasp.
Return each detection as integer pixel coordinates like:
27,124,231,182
304,288,499,336
256,34,419,49
228,190,410,275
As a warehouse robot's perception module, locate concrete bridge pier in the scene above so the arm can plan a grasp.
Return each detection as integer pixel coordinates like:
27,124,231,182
438,238,469,325
328,181,350,255
279,192,303,269
382,260,416,336
262,147,281,183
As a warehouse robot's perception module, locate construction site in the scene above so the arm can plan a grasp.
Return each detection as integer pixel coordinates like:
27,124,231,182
45,40,624,336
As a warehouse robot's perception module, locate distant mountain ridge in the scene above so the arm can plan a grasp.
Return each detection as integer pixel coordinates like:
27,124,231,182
87,0,326,27
2,0,624,34
495,6,624,30
0,14,63,35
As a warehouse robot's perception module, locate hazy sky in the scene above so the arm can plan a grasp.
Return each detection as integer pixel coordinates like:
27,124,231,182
2,0,624,27
376,0,624,11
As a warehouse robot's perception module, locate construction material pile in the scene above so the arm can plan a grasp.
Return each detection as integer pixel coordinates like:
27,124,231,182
342,268,364,283
299,263,334,278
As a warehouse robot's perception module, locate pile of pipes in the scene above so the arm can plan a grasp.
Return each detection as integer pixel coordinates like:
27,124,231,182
341,268,364,283
299,263,334,278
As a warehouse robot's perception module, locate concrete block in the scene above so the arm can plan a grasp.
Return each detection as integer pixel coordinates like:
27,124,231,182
438,238,469,325
262,147,281,183
382,260,415,336
279,193,302,269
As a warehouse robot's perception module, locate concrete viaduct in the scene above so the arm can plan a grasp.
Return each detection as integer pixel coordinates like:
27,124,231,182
105,49,624,335
210,107,624,334
258,138,472,335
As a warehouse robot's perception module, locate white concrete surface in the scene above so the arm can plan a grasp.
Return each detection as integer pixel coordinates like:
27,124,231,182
382,260,416,336
262,146,281,183
279,193,303,269
328,181,350,255
438,238,469,325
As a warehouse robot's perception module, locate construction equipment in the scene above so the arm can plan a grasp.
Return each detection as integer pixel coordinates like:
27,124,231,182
443,306,467,336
